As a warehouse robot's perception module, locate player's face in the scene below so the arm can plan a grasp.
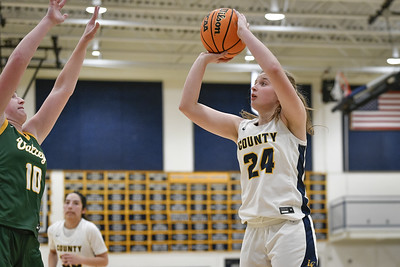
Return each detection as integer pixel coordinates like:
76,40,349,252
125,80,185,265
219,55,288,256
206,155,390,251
5,93,27,123
250,73,279,112
64,193,84,220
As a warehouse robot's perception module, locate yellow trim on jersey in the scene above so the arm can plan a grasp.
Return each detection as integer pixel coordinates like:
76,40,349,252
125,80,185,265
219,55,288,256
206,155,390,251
24,132,38,141
15,129,31,140
0,119,35,140
0,119,8,135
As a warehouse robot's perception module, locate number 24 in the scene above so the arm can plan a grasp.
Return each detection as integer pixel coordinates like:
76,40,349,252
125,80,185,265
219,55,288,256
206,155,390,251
243,148,275,179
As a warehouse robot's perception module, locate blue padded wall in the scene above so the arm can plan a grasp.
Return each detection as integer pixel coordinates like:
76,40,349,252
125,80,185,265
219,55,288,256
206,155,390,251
348,130,400,171
194,83,250,171
35,80,163,170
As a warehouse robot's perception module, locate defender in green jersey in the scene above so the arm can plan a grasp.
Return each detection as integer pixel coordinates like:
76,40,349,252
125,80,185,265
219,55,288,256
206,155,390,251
0,120,47,235
0,1,100,266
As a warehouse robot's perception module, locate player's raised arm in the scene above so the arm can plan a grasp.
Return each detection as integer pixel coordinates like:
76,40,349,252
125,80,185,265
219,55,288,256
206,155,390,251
23,6,100,144
179,52,242,142
0,0,68,126
236,10,308,141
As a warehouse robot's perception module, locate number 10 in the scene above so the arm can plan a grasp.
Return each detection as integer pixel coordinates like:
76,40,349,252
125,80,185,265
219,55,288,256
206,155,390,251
26,163,42,194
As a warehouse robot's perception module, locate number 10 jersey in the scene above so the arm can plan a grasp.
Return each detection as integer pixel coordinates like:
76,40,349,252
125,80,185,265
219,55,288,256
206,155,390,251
0,120,47,237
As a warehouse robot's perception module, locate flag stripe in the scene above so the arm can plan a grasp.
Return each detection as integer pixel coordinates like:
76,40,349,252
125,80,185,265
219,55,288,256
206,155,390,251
350,92,400,131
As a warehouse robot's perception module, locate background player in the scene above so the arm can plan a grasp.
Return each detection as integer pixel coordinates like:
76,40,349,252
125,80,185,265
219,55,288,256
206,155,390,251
0,1,100,266
48,191,108,267
179,10,318,267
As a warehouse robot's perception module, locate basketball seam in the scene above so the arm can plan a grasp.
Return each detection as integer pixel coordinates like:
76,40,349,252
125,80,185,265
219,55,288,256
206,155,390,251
222,9,233,51
210,9,220,53
201,31,216,53
225,39,243,52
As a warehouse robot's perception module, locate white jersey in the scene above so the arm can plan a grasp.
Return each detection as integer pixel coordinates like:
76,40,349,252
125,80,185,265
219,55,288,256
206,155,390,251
237,118,310,223
47,219,108,267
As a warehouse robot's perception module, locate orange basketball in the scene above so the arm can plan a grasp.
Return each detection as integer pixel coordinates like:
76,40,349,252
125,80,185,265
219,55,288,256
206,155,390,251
200,8,246,59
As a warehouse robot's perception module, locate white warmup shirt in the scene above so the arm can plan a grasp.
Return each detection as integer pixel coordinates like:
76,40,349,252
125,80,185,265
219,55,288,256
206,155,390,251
48,218,108,267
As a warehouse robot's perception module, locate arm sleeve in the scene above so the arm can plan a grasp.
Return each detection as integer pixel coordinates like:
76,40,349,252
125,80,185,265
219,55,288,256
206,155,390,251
87,222,108,256
47,225,56,250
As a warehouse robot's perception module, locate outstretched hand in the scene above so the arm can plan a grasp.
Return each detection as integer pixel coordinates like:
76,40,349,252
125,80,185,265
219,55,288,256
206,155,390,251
200,51,232,64
46,0,68,25
81,6,101,42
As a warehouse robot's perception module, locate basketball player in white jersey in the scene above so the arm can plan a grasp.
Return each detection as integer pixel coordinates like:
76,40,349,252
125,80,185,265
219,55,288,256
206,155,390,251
47,192,108,267
179,10,318,267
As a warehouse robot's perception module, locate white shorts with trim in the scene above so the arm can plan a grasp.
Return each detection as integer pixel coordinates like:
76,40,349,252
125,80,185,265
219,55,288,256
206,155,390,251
240,215,318,267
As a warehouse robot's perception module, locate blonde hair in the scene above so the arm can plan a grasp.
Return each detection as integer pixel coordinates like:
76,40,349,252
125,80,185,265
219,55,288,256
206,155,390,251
240,71,314,135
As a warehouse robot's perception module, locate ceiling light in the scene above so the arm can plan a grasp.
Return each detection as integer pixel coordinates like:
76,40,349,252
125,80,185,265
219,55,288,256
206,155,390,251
387,58,400,64
86,6,107,14
86,0,107,14
264,13,285,21
265,0,285,21
245,55,255,61
387,46,400,65
245,49,254,61
91,39,101,57
92,50,101,57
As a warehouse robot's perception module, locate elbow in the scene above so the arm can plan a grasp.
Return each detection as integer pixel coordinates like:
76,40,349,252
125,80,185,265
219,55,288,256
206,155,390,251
179,97,199,118
178,103,185,113
178,102,189,115
102,255,109,266
260,57,282,76
97,254,109,267
268,61,282,75
179,102,196,118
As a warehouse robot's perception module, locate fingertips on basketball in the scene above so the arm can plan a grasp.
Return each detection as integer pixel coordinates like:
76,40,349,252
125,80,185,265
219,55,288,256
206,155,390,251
200,8,246,59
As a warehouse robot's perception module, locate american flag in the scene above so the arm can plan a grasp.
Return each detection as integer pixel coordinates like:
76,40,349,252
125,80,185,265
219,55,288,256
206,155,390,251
350,92,400,131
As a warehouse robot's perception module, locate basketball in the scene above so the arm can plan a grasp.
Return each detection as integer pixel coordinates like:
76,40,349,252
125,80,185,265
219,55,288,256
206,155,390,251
200,8,246,59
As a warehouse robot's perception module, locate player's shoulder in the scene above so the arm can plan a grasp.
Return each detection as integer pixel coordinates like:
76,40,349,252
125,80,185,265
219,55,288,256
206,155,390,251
238,117,257,132
50,220,65,227
0,118,7,135
47,220,65,233
81,219,101,231
79,219,103,239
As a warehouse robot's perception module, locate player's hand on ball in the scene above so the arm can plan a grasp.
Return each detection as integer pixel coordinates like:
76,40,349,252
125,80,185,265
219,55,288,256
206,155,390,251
235,10,250,40
200,51,231,63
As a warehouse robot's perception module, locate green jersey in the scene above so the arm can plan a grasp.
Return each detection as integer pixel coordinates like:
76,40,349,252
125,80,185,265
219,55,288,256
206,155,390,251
0,120,47,237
